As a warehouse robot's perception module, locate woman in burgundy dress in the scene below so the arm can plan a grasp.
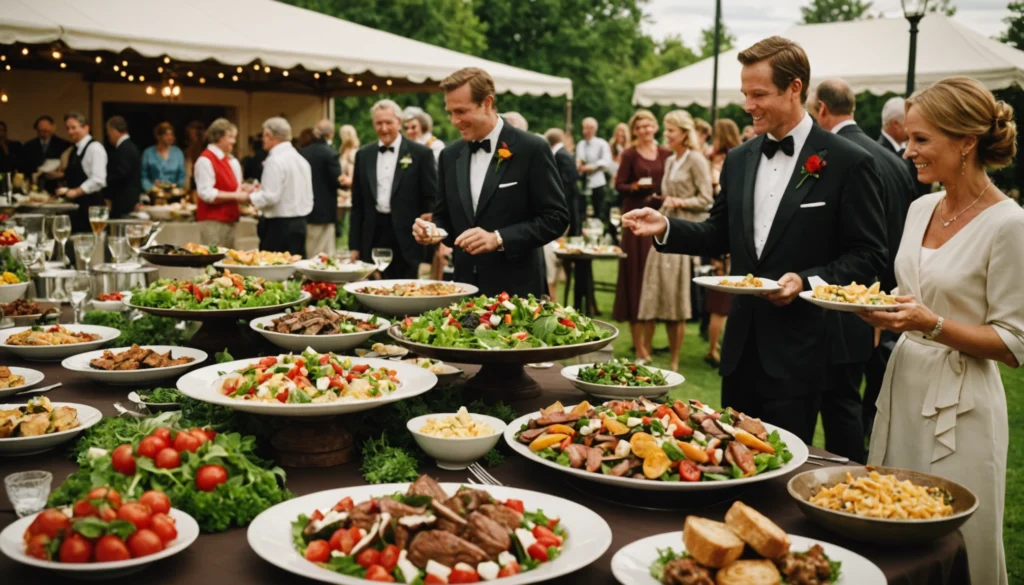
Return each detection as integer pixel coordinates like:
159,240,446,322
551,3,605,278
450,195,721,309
613,110,670,362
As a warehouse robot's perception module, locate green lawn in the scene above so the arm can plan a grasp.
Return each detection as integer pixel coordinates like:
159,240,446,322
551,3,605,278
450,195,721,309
569,259,1023,581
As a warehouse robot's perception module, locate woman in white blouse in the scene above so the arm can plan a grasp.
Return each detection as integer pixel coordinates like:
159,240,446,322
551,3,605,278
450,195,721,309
860,76,1022,585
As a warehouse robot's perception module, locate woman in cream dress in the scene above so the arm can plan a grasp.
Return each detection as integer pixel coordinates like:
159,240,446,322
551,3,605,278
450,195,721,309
861,77,1022,585
637,111,713,372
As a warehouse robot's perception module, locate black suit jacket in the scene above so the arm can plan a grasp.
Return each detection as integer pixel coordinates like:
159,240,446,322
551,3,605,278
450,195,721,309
553,147,582,236
106,138,141,219
20,136,71,174
300,139,343,224
657,124,887,382
877,134,931,199
0,141,22,173
433,123,569,298
349,139,436,266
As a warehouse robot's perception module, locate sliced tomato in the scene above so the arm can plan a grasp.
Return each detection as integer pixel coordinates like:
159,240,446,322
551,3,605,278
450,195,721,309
258,357,278,369
527,542,549,562
276,389,289,403
504,499,524,513
356,547,381,568
424,575,446,585
403,317,413,329
497,561,521,577
679,459,701,482
378,544,400,571
365,564,395,582
497,292,510,302
350,364,369,374
532,525,563,546
319,354,330,365
448,566,479,583
305,539,330,563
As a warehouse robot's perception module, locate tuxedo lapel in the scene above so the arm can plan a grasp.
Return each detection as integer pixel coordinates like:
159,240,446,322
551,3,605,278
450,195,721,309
366,148,379,205
455,144,474,223
390,140,409,200
741,137,762,263
475,125,516,220
760,125,828,259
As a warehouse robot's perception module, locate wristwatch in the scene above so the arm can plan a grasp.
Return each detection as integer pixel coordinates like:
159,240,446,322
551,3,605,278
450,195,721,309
924,316,944,341
494,230,504,252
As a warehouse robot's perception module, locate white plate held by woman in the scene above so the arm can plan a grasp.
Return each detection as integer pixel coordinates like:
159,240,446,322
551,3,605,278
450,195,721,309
798,291,913,313
610,531,885,585
61,345,208,385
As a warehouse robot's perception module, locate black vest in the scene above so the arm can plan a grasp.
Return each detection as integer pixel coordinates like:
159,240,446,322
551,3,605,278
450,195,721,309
65,138,105,232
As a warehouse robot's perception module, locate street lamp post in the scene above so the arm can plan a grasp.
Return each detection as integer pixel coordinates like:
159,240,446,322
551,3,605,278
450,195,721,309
901,0,930,96
710,0,722,127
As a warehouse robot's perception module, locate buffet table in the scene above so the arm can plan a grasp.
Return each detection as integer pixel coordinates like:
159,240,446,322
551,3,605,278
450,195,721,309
0,358,969,585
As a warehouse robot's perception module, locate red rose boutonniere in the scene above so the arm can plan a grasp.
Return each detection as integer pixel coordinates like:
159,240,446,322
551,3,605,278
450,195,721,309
797,153,826,188
495,141,512,171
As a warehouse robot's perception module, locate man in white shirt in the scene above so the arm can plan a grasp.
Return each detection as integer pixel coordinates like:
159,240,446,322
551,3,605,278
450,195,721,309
241,117,313,256
59,111,107,234
575,117,613,235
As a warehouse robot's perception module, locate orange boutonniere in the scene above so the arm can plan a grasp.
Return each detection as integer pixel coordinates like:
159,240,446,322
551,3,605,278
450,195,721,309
495,141,512,171
796,151,827,189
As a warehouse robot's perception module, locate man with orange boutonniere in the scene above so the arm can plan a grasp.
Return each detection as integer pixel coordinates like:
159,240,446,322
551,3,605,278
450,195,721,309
413,67,568,297
621,36,887,443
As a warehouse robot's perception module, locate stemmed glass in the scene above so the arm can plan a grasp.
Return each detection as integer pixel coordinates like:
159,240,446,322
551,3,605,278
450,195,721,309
71,234,95,271
66,271,91,324
88,206,108,244
52,214,71,266
582,218,604,247
371,248,392,274
15,242,42,279
108,236,131,270
39,216,57,264
125,223,152,263
609,207,622,228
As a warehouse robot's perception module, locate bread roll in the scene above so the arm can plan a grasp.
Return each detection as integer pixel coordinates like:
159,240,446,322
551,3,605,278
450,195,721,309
682,516,745,568
715,559,781,585
724,501,791,559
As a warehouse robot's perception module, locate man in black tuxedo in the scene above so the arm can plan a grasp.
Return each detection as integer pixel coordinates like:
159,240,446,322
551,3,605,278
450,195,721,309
622,37,887,443
301,119,343,257
879,96,932,199
413,68,569,298
809,79,918,462
104,116,141,219
21,116,71,192
350,100,436,279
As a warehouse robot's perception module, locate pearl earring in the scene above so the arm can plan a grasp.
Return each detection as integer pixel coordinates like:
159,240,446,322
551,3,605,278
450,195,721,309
961,151,967,176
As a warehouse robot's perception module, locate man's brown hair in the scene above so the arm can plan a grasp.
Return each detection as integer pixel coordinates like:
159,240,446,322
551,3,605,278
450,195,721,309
738,36,811,104
440,67,495,105
815,79,856,116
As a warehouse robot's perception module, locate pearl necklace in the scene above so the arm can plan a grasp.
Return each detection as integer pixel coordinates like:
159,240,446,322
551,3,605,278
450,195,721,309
939,181,992,227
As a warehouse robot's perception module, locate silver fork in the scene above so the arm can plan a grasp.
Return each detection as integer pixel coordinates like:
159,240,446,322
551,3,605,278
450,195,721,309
468,463,504,486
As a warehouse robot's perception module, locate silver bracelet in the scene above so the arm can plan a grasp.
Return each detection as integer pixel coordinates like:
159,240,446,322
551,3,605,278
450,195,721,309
924,316,944,340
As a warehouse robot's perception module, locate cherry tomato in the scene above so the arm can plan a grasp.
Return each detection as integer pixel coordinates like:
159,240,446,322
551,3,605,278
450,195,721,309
497,561,521,577
173,431,201,453
678,460,701,482
87,487,122,509
332,496,354,512
189,427,213,442
304,539,330,563
100,505,118,522
527,542,550,562
59,534,93,563
531,525,563,546
137,435,169,459
195,465,228,492
365,564,395,582
535,535,560,548
94,534,131,562
112,444,136,475
424,575,446,585
378,544,400,571
356,547,381,568
73,500,99,518
28,509,69,539
258,356,278,369
150,513,177,544
504,499,524,513
449,566,480,583
140,491,171,515
118,502,153,531
155,447,181,469
127,529,164,558
25,534,50,560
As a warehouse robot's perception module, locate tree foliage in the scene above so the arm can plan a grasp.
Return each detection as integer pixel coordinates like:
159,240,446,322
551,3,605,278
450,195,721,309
800,0,874,24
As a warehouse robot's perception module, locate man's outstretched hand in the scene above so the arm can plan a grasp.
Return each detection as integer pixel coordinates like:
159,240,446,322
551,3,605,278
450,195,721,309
621,207,668,238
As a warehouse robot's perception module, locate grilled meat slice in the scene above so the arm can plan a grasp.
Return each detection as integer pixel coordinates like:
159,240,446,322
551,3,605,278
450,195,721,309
661,557,714,585
407,530,489,569
463,511,511,560
407,475,448,502
477,504,523,532
565,443,588,468
585,446,603,472
348,500,379,532
778,544,832,585
379,498,427,519
517,427,548,443
725,441,756,476
700,418,731,441
735,416,769,442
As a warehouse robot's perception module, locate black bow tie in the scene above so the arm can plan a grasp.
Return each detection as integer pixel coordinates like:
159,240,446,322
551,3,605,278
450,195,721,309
761,135,795,159
378,145,394,154
468,139,491,154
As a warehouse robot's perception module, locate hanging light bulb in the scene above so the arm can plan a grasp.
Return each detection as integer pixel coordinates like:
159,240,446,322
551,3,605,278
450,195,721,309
163,56,170,64
235,66,242,73
1,91,8,103
161,86,171,97
127,74,134,81
282,70,289,77
371,84,378,91
253,63,260,71
347,76,354,83
157,66,164,73
199,77,206,84
313,72,320,79
4,65,10,71
356,80,363,87
94,56,102,64
1,56,6,62
172,86,181,97
218,72,225,79
119,70,126,77
113,65,119,72
264,66,270,73
146,86,155,95
325,70,332,76
21,48,28,56
231,75,238,82
60,62,67,69
168,78,174,85
139,75,145,82
52,50,61,60
121,60,128,67
187,71,194,78
386,79,392,86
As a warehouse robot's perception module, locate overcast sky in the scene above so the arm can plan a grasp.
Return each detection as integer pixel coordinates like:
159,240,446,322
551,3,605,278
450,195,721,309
644,0,1012,48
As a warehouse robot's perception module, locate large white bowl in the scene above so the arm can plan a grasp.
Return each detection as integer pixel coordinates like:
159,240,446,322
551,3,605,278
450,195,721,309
250,310,390,353
611,530,885,585
293,258,376,283
213,260,297,281
61,345,208,385
407,412,506,470
0,367,45,399
561,364,684,400
0,402,103,456
176,355,437,417
504,405,809,492
0,325,121,361
343,279,478,315
0,508,200,578
0,281,30,303
247,482,612,585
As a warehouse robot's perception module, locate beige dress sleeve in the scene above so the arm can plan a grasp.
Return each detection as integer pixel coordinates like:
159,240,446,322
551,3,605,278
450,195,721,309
984,215,1024,363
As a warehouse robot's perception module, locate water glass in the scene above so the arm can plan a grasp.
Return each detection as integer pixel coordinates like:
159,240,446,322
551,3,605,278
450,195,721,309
52,214,71,266
609,206,622,227
5,470,53,518
108,236,131,268
371,248,393,273
71,234,95,270
66,271,91,323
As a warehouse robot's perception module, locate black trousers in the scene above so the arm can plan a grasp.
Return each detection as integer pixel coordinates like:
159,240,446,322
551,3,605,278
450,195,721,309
862,331,898,441
258,217,307,257
822,362,867,463
721,335,821,445
371,212,417,280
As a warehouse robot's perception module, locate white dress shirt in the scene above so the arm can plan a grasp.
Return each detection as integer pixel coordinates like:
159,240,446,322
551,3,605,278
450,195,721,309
470,117,504,212
575,137,612,189
194,145,243,204
250,141,313,218
375,135,402,213
74,135,107,194
881,130,903,152
419,133,445,162
831,119,857,134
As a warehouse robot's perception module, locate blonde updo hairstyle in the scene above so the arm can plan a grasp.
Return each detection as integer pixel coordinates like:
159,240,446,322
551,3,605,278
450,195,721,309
906,76,1017,170
662,110,701,151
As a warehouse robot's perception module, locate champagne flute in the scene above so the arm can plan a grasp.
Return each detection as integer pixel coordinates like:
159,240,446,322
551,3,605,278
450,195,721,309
66,271,91,324
15,242,41,279
52,215,71,266
71,234,95,271
88,206,108,244
125,223,151,263
371,248,392,274
39,217,56,264
108,236,131,269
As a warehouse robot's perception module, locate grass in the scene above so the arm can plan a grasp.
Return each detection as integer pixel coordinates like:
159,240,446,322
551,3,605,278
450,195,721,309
567,259,1023,581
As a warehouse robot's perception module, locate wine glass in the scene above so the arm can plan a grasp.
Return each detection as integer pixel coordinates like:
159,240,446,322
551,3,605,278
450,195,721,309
71,234,95,270
609,207,622,228
125,223,151,262
39,216,57,264
108,236,131,269
88,206,108,244
52,215,71,266
14,242,41,278
65,271,91,324
371,248,392,274
582,218,604,247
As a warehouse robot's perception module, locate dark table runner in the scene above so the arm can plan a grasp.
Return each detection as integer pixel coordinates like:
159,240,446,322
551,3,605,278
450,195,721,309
0,356,970,585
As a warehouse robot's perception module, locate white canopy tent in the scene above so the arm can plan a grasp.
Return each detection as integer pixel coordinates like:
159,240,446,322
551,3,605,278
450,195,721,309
633,15,1024,108
1,0,572,99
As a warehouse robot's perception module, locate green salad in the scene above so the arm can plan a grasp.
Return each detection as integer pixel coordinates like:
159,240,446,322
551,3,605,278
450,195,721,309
578,359,669,386
400,292,610,349
130,267,302,310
